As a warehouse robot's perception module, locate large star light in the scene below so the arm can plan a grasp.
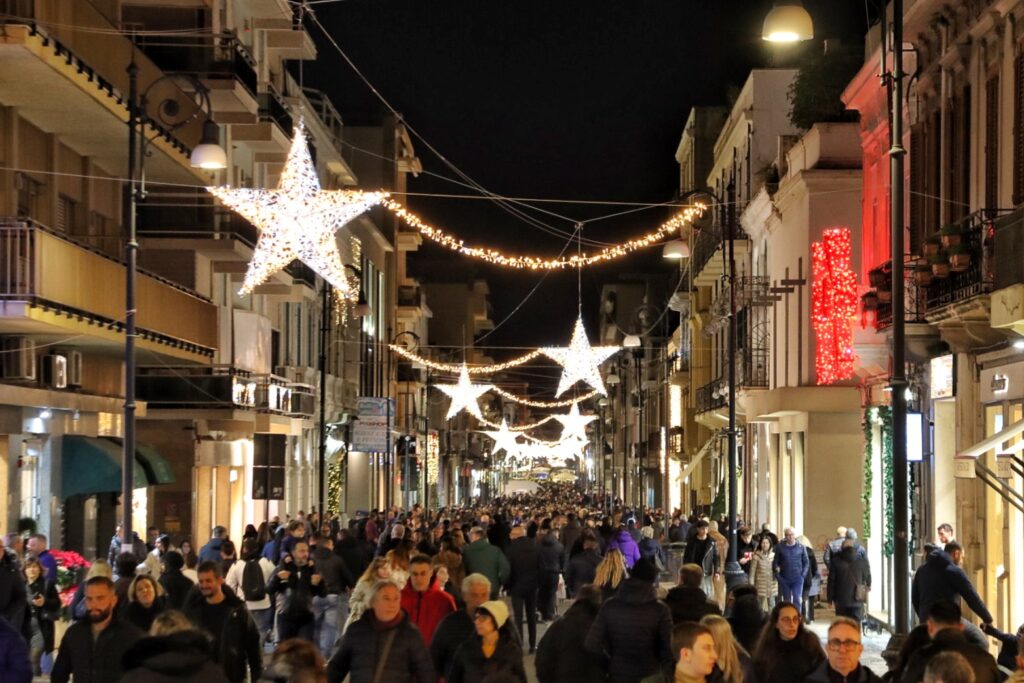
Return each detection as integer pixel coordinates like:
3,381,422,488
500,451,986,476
483,419,522,457
553,403,597,443
207,120,386,296
541,317,620,396
436,364,494,420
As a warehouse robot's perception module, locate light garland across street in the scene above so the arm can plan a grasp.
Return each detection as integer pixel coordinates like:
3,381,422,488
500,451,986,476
489,386,599,408
388,345,543,374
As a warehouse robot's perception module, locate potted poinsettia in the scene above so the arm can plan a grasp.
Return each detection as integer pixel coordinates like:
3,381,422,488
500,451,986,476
861,291,880,311
930,252,951,278
923,234,942,257
947,243,971,272
914,263,934,286
939,224,963,248
50,550,90,618
868,267,887,289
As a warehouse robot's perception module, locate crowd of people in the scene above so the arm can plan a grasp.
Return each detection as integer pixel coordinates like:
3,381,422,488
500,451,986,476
0,483,1020,683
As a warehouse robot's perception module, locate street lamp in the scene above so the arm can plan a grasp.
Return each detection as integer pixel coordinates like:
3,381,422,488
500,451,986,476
391,330,421,510
122,51,226,547
761,1,814,43
662,240,690,260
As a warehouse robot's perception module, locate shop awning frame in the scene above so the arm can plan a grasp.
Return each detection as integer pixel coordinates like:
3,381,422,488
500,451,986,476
61,436,175,499
678,430,724,483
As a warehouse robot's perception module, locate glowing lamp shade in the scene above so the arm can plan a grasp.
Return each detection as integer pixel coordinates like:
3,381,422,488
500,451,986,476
762,1,814,42
623,334,642,349
662,240,689,259
190,120,227,170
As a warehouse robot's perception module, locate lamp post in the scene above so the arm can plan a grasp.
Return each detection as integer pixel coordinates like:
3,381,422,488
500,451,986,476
760,0,910,641
391,330,421,510
123,50,225,547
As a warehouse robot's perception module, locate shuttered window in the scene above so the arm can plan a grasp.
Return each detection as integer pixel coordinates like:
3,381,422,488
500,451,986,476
986,75,999,211
1013,52,1024,205
909,124,925,254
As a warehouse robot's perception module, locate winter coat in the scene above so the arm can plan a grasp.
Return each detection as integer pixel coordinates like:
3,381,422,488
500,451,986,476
803,546,821,596
829,546,871,608
400,578,457,645
181,585,263,683
267,560,326,622
727,595,766,654
344,577,379,633
120,629,229,683
504,536,540,597
911,549,993,623
664,585,721,624
564,549,602,597
462,539,510,599
25,575,61,651
682,536,719,576
605,529,642,569
0,550,28,639
336,536,373,581
0,613,31,683
899,628,1000,683
123,595,167,632
754,632,825,683
749,550,775,599
447,630,526,683
429,609,474,680
198,537,225,564
327,611,435,683
773,541,809,583
159,567,196,610
584,577,675,683
638,538,667,569
50,617,143,683
313,546,356,594
537,533,564,574
803,661,882,683
535,598,605,683
560,521,582,564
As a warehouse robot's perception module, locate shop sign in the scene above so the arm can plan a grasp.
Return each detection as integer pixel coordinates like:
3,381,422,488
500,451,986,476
930,355,954,399
352,397,393,452
426,430,439,486
953,454,976,479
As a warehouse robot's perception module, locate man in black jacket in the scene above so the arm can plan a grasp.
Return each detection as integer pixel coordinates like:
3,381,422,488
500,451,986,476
536,527,564,623
665,564,721,625
565,538,602,598
682,521,719,597
158,550,194,610
51,576,142,683
912,543,993,644
268,539,326,642
536,585,605,683
183,561,262,683
900,601,1000,683
585,558,675,683
430,573,491,678
0,537,28,640
504,525,540,651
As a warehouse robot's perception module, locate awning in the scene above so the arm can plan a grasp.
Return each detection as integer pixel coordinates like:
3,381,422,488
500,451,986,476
678,430,723,483
61,436,175,499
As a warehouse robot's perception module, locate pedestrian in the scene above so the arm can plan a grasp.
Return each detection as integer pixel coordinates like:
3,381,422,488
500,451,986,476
220,539,238,578
665,563,721,624
735,527,756,577
401,554,456,646
123,574,167,632
113,552,139,610
310,533,356,658
672,621,719,683
23,556,60,675
749,537,775,612
446,600,527,683
751,601,825,683
594,548,628,601
536,526,563,622
886,625,934,683
385,546,412,589
699,614,752,683
120,610,229,683
535,585,605,683
924,651,977,683
937,523,956,546
182,561,263,683
343,556,391,633
461,526,510,600
0,533,28,639
822,526,848,579
606,523,642,569
435,538,466,598
798,535,820,623
198,526,228,564
159,551,194,609
26,534,57,584
0,610,32,683
912,542,993,635
430,573,491,680
772,528,809,614
899,601,999,683
802,616,881,682
980,621,1024,672
504,524,540,651
50,576,143,683
268,539,326,642
585,558,675,683
260,638,328,683
758,524,779,548
639,526,667,573
70,559,111,622
564,536,602,597
225,538,275,650
327,580,435,683
727,594,766,655
708,522,730,608
830,539,871,622
683,521,720,598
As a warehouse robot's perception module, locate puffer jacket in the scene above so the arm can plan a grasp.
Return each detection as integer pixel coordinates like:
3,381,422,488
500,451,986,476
749,550,775,598
605,530,641,569
327,611,435,683
120,630,228,683
400,577,457,645
773,541,809,583
584,577,674,682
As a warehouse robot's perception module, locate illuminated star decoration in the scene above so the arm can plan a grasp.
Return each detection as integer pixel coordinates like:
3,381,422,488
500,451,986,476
207,120,386,296
541,317,620,396
435,364,494,420
553,403,597,443
483,419,522,457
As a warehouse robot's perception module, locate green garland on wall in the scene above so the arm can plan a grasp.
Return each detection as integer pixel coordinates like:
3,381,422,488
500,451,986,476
862,406,895,558
862,412,873,540
327,462,342,518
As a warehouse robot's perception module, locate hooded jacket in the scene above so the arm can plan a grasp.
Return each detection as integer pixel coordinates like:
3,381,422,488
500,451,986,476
119,630,228,683
584,577,674,682
400,576,457,645
605,529,641,569
911,549,993,623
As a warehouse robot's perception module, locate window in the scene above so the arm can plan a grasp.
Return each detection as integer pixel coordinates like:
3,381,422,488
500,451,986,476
56,194,77,233
1014,52,1024,205
15,173,41,219
986,75,1000,211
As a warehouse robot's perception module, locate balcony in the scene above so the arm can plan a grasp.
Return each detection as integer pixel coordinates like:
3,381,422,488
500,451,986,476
696,379,726,414
922,210,1011,313
233,85,292,153
691,219,751,287
137,366,315,418
989,208,1024,335
0,218,216,361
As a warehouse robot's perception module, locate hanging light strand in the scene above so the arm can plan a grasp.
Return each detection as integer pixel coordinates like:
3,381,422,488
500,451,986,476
489,386,599,408
389,345,542,373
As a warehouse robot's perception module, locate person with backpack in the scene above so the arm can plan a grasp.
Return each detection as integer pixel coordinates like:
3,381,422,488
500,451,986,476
226,538,275,650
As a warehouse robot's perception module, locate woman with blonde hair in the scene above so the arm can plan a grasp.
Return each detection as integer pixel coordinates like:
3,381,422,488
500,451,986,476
708,521,729,609
594,549,627,601
342,557,390,633
700,614,752,683
386,545,411,588
123,574,167,632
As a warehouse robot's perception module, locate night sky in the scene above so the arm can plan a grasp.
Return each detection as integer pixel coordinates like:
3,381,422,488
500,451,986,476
305,0,869,386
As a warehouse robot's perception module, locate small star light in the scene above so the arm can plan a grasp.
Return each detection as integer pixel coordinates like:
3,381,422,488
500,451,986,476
542,317,620,396
553,403,596,443
207,120,386,296
435,364,494,420
483,419,522,457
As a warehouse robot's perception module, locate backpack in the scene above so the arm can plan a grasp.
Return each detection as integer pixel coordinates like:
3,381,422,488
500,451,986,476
241,559,267,602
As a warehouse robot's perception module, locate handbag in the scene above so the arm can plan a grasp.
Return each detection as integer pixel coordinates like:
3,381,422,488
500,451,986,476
854,583,869,602
371,628,398,683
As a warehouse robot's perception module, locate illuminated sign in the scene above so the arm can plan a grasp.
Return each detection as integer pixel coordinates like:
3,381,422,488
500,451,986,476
930,355,954,398
426,430,439,486
811,228,858,384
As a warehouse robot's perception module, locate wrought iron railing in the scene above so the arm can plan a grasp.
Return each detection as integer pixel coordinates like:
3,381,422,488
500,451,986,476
923,209,1011,312
135,33,258,98
696,379,726,414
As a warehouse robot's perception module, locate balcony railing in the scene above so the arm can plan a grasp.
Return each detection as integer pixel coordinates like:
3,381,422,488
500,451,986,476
302,86,344,151
0,218,216,354
923,210,1012,312
690,219,724,281
135,33,258,98
259,85,293,136
696,379,726,414
398,285,423,308
137,365,315,416
993,208,1024,290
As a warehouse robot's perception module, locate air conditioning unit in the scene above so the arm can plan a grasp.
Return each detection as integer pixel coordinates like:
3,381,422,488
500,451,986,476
67,350,83,388
2,337,36,381
42,354,68,389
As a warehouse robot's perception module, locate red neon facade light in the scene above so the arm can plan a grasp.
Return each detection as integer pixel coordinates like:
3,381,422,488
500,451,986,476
812,227,858,385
